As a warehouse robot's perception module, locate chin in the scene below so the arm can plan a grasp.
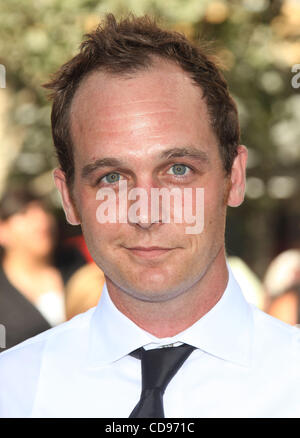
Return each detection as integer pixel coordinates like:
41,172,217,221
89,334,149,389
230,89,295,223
120,276,189,303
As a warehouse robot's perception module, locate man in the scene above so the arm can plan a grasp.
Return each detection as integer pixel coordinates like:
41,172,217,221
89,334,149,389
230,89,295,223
0,14,299,418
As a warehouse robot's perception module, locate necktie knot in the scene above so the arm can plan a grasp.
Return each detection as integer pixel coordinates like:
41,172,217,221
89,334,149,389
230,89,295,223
140,345,194,392
129,344,195,418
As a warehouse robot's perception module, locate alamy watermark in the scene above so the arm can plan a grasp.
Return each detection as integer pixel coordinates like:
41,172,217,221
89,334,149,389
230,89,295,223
0,324,6,348
0,64,6,88
291,64,300,89
95,180,204,234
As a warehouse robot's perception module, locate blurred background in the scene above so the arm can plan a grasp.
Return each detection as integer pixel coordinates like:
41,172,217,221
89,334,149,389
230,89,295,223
0,0,299,345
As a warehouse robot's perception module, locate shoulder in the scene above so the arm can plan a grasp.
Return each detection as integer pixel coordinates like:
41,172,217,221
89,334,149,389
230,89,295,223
0,307,96,417
252,304,300,341
251,305,300,377
1,304,95,356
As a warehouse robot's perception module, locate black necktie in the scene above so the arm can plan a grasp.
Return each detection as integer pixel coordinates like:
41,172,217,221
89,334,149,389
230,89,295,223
129,344,195,418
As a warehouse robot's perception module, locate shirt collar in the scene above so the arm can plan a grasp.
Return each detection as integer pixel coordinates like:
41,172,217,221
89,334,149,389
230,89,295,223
87,266,253,368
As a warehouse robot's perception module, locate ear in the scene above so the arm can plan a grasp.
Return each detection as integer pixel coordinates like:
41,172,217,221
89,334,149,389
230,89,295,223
227,145,248,207
53,168,81,225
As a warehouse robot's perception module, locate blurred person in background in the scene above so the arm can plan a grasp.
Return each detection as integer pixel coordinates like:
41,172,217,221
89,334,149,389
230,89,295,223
264,249,300,326
227,256,265,309
65,262,105,320
0,188,66,349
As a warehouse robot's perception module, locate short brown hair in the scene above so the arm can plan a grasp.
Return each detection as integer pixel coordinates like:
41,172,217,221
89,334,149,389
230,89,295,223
44,13,240,187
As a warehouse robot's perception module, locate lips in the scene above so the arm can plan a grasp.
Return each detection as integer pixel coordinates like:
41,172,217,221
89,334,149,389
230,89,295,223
130,246,171,251
125,246,173,259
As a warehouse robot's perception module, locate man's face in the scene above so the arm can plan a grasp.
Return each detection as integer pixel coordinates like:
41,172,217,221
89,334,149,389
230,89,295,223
55,60,246,303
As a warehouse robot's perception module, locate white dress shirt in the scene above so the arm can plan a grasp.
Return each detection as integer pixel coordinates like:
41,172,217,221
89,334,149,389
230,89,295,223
0,267,300,418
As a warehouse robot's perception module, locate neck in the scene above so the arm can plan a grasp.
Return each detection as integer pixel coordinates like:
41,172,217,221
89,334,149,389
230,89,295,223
2,249,50,275
106,249,228,338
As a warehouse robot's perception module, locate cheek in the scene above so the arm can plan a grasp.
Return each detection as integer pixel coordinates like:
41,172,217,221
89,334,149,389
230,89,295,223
204,179,228,213
222,177,232,205
191,185,227,245
81,219,123,253
6,224,37,250
11,222,29,242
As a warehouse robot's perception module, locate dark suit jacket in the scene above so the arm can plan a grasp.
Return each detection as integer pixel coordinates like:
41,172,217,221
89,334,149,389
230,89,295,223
0,266,51,351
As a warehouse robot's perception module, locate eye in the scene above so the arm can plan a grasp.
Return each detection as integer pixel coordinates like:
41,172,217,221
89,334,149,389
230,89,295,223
167,164,191,176
101,172,121,184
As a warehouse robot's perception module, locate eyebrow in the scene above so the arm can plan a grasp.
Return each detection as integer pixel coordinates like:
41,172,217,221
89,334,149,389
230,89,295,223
81,158,125,179
81,146,209,179
159,147,210,163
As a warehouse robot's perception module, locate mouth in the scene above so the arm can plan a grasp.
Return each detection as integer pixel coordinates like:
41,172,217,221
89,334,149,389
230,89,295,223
124,246,174,259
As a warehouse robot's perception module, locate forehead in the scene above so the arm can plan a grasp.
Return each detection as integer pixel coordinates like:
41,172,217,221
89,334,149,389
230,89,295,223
71,59,203,110
69,60,216,162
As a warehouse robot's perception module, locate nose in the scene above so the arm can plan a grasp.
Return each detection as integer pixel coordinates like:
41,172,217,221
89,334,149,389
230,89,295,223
133,218,161,230
127,182,162,230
